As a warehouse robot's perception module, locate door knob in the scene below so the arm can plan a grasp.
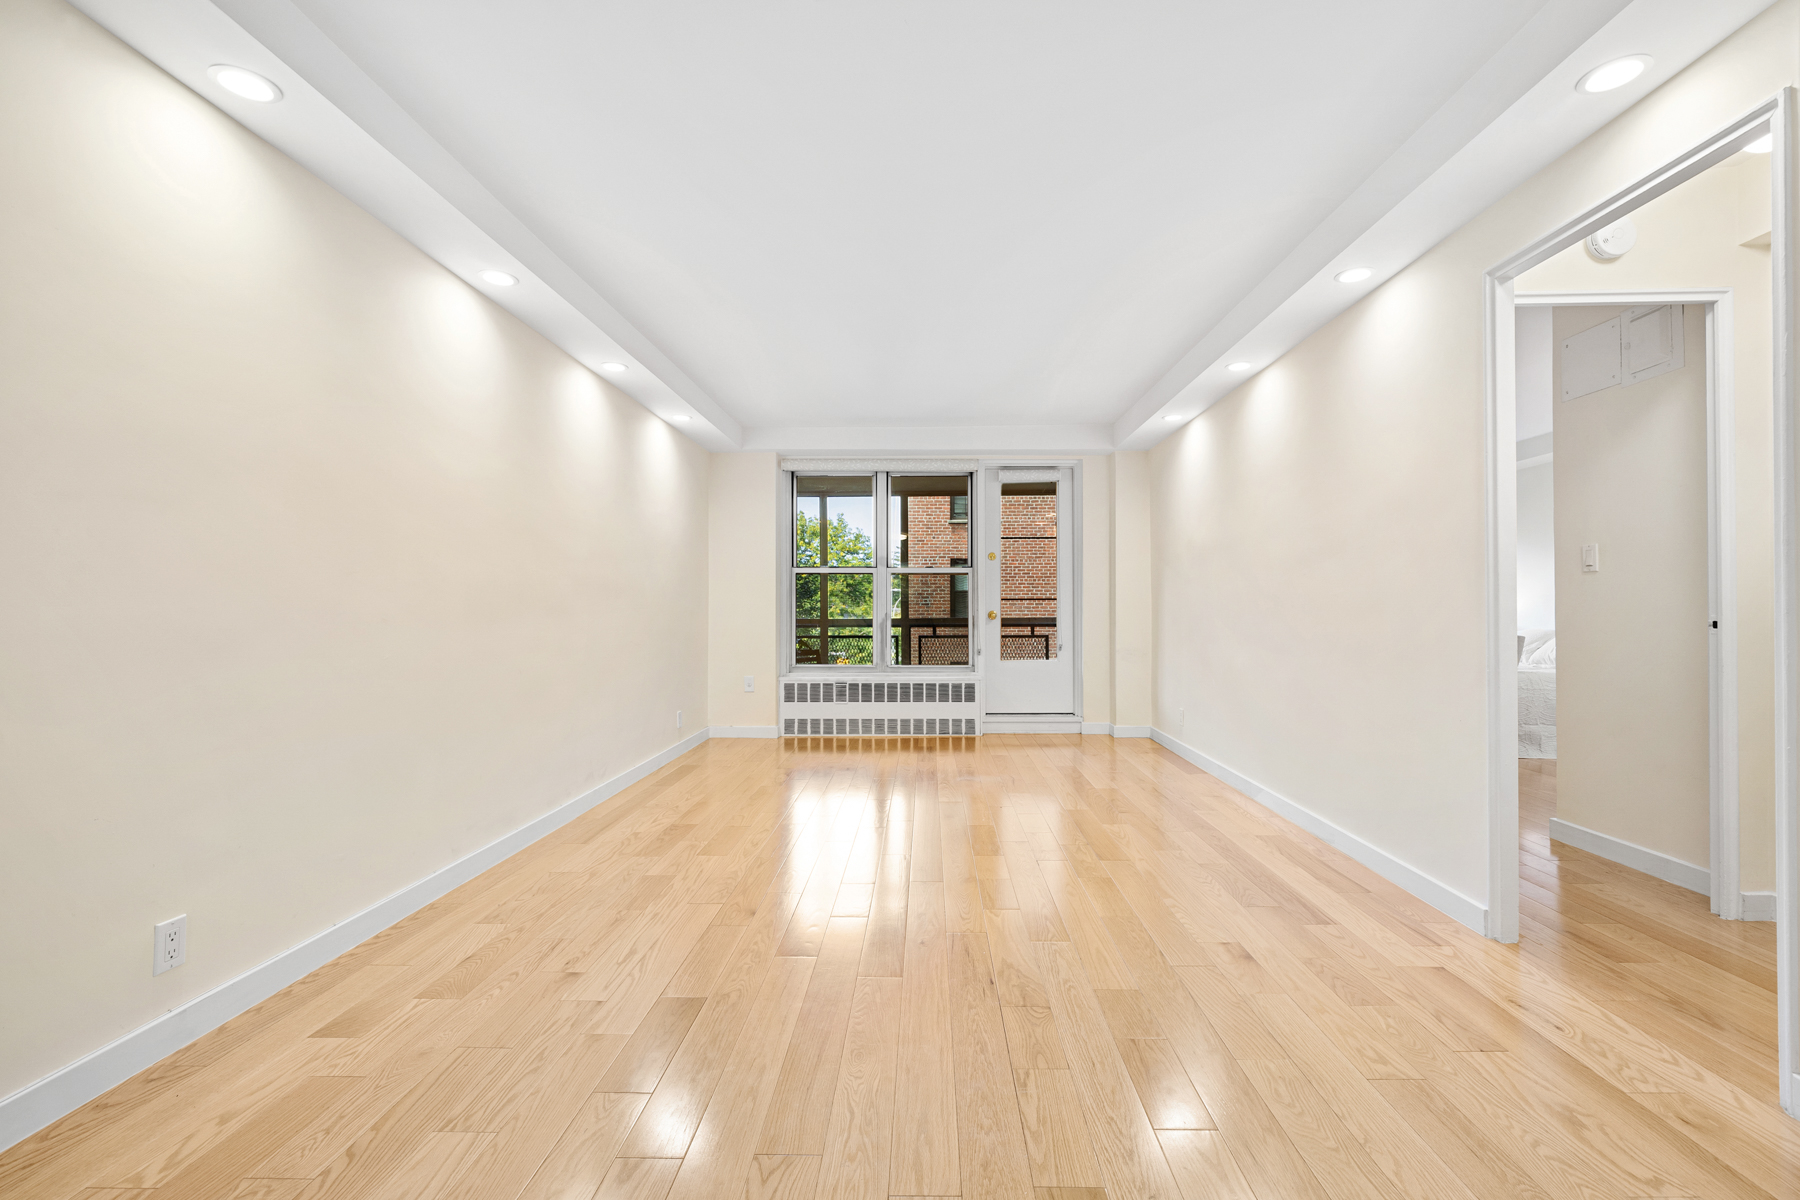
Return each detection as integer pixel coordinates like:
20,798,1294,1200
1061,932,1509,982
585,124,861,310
987,610,997,620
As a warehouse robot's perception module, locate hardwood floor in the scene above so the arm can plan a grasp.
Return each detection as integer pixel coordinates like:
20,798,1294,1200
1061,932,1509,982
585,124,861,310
4,738,1796,1199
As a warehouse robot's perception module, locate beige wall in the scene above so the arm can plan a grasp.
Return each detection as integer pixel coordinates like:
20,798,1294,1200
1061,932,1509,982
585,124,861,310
1111,453,1154,730
0,0,710,1102
1522,155,1776,890
1550,305,1712,868
1080,456,1115,724
1147,0,1798,918
708,453,782,730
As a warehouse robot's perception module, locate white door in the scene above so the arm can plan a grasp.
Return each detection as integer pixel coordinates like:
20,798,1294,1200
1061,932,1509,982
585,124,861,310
980,467,1075,714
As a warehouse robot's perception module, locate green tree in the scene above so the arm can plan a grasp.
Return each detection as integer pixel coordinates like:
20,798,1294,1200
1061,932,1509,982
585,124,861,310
795,508,873,567
796,508,874,664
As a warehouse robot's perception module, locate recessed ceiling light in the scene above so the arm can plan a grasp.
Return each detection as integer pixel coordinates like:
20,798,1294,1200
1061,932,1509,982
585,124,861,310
1335,267,1373,284
208,65,282,103
1164,414,1184,422
599,362,628,375
1746,133,1774,154
1576,55,1651,94
669,414,691,422
478,270,517,286
1227,361,1253,372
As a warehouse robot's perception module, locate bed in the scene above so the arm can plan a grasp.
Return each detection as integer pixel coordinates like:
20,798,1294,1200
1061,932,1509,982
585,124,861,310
1518,629,1556,759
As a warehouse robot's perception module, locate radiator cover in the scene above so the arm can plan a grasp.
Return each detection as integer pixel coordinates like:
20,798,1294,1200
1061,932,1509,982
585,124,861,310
779,677,980,737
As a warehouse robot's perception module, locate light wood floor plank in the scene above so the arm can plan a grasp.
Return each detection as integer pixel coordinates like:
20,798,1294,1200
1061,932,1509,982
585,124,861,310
6,741,1795,1200
888,881,958,1196
814,977,902,1200
948,931,1037,1200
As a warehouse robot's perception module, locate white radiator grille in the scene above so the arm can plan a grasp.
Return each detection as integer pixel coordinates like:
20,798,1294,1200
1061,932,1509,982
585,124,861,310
779,677,979,737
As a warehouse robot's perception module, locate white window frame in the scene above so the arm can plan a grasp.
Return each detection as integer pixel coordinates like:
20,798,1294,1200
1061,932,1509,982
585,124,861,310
785,468,980,675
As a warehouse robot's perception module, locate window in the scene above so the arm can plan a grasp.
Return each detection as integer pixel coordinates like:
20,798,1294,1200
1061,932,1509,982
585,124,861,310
791,472,972,669
1000,481,1058,659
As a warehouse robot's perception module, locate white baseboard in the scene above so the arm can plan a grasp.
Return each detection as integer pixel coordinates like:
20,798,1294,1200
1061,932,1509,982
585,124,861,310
1081,722,1152,737
1150,729,1488,936
984,714,1082,734
0,726,714,1154
1742,891,1777,921
708,725,779,739
1547,817,1711,896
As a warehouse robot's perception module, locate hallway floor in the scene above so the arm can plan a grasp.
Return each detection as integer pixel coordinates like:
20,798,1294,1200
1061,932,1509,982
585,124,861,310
4,738,1798,1199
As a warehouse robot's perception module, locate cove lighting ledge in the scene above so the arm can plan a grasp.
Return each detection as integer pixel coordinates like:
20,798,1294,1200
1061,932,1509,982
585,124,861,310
1576,54,1652,94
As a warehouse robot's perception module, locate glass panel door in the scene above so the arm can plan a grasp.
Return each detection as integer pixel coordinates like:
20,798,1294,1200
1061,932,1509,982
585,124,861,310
981,467,1075,713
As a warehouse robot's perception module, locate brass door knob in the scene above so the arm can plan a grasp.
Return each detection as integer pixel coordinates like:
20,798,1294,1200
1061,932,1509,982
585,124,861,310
988,551,997,560
987,610,998,620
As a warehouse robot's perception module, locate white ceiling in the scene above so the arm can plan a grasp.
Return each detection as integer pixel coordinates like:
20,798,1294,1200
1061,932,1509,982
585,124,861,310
73,0,1777,452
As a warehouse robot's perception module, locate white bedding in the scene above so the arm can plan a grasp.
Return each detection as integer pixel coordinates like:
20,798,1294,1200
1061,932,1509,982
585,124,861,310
1519,665,1556,759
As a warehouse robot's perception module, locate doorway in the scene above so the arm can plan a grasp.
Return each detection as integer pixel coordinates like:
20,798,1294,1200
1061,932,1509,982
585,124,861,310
980,465,1078,723
1484,95,1796,1112
1515,296,1737,911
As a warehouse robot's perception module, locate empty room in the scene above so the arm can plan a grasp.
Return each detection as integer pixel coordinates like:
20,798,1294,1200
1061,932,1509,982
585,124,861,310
7,1,1800,1198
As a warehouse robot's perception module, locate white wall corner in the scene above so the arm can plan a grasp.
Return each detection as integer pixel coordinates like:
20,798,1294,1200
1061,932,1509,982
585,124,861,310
1546,817,1712,896
1149,728,1488,935
0,727,714,1154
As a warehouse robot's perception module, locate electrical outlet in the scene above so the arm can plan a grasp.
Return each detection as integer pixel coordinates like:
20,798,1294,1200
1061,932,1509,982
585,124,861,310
153,915,187,976
676,709,683,730
743,675,755,693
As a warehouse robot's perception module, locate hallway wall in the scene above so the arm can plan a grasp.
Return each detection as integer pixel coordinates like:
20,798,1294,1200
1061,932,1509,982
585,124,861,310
707,452,782,731
0,0,710,1106
1147,0,1799,926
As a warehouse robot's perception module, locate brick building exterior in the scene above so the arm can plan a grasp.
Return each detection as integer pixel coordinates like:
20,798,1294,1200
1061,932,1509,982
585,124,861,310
894,492,970,664
999,492,1058,658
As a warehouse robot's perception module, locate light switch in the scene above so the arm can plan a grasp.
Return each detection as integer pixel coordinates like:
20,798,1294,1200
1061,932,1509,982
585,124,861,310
1582,544,1600,573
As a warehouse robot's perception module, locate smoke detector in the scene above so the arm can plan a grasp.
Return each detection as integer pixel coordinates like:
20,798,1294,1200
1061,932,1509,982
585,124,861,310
1587,218,1637,260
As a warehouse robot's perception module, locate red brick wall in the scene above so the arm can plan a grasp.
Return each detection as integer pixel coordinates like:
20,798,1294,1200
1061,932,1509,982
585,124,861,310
896,494,969,664
1001,495,1057,658
899,495,968,567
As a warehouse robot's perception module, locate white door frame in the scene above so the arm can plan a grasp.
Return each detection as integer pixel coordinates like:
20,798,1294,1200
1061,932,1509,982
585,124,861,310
978,459,1083,726
1482,91,1798,1113
1515,291,1738,916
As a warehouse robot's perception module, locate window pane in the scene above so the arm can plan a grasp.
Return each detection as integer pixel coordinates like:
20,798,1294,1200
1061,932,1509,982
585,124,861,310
795,572,875,665
888,475,971,568
890,573,970,666
796,475,874,567
1000,482,1057,659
